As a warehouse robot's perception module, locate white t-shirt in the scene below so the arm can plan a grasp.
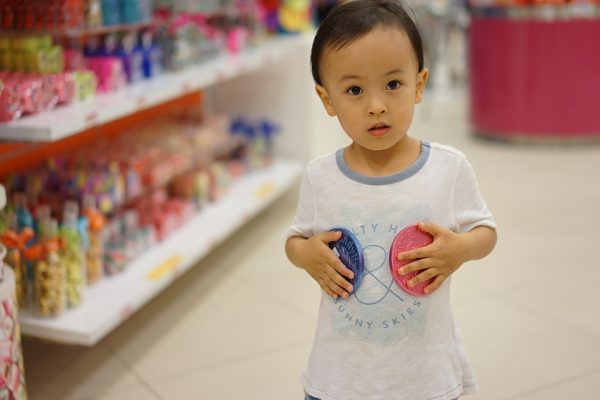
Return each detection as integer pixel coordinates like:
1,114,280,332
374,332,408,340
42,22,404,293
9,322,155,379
285,142,496,400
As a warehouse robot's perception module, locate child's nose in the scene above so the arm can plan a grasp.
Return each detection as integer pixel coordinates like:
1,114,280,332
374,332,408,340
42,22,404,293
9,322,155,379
368,96,387,116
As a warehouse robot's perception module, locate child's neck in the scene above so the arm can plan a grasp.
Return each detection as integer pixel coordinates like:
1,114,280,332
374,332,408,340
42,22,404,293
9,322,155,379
345,137,421,177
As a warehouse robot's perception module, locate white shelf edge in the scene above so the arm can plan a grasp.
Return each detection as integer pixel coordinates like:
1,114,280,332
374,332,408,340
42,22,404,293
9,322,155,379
0,35,308,143
18,159,303,346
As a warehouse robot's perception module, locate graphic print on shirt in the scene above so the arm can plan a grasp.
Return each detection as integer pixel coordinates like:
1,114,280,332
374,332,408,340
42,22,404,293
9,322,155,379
327,205,434,345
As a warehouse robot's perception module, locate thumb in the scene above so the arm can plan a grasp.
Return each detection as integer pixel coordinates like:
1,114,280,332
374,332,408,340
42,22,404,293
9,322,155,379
417,221,441,237
321,230,342,244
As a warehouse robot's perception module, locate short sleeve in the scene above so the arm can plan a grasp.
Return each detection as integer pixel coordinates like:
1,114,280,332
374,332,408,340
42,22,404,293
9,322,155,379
452,157,496,233
283,169,317,239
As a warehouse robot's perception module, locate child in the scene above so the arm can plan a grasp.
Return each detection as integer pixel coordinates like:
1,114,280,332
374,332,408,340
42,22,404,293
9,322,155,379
284,1,497,399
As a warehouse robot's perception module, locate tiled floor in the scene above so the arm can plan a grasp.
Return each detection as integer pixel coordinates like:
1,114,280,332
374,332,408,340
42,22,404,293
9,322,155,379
22,87,600,400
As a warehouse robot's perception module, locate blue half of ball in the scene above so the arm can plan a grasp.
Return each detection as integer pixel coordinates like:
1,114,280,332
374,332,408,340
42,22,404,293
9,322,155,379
328,227,364,291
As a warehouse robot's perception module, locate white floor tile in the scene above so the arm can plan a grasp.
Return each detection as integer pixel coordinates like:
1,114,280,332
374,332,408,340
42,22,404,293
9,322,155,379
22,339,143,400
103,273,314,382
503,271,600,340
151,342,312,400
80,385,161,400
455,296,600,400
508,369,600,400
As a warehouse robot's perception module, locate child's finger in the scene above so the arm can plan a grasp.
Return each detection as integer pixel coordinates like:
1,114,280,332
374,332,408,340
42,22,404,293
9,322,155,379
320,230,342,244
321,284,338,299
407,267,438,288
397,243,434,261
397,258,429,275
326,279,350,299
424,275,445,294
330,257,355,280
327,267,354,293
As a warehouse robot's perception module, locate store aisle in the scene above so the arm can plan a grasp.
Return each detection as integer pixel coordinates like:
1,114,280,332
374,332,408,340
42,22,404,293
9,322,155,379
22,88,600,400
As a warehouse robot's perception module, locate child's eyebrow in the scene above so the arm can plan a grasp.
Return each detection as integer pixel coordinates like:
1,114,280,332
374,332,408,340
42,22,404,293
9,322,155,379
339,74,361,82
384,68,406,76
339,69,406,82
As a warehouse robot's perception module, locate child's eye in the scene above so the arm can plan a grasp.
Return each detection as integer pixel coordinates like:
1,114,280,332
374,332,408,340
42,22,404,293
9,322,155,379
347,86,363,96
386,80,401,90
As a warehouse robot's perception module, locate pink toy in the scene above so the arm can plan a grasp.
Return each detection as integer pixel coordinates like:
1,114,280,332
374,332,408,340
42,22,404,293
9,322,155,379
0,80,23,122
51,72,77,104
87,57,126,93
389,224,434,296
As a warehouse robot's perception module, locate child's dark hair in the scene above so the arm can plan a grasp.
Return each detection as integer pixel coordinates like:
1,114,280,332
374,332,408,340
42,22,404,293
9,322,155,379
310,0,425,86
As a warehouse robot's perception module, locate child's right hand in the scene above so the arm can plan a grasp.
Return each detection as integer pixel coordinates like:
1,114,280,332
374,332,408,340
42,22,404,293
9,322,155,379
286,231,355,299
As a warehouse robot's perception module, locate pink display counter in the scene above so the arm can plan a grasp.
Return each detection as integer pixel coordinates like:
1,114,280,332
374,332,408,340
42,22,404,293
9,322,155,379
468,10,600,141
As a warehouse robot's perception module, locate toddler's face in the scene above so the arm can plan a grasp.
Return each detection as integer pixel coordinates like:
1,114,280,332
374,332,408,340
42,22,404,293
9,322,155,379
316,26,428,154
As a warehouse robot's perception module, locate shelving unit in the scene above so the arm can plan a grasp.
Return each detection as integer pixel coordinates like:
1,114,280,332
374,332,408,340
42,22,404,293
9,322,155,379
0,35,304,142
0,20,157,38
18,159,302,346
0,32,319,345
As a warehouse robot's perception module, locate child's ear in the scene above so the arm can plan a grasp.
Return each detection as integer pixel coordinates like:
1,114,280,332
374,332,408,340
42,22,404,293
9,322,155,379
315,85,337,116
415,68,429,104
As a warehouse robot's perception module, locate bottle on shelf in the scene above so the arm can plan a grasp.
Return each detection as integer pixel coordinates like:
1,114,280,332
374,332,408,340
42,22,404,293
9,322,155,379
82,194,105,285
60,201,86,308
0,219,33,310
31,218,66,317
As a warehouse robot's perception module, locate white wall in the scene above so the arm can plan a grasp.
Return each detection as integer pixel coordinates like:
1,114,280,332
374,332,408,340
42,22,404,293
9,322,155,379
211,35,348,162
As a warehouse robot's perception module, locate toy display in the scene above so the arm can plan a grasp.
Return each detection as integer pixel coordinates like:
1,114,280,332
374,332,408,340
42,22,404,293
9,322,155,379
0,112,279,316
0,1,273,122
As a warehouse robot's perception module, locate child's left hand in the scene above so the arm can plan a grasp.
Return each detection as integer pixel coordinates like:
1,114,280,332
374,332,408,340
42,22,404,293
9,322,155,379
396,222,468,295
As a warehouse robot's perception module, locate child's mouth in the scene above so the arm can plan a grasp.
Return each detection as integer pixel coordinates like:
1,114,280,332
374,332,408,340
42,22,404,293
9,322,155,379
368,123,390,136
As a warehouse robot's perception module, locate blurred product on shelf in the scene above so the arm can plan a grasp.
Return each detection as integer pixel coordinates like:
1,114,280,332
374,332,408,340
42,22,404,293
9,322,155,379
0,33,100,121
153,0,267,69
30,219,67,317
0,229,30,309
0,0,152,31
82,194,105,285
0,69,96,122
0,1,280,123
153,0,226,14
59,201,86,308
0,111,280,317
259,0,315,33
0,241,28,399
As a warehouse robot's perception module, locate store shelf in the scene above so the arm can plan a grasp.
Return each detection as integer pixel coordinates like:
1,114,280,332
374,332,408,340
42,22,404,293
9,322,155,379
18,158,303,346
0,20,157,37
0,35,306,143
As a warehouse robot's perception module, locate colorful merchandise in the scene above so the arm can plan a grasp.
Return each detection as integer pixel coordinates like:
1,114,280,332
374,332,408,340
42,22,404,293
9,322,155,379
0,267,28,400
0,34,98,121
1,112,278,315
30,219,66,317
0,79,23,122
277,0,314,33
86,56,127,92
82,195,105,285
0,229,33,309
60,202,86,308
